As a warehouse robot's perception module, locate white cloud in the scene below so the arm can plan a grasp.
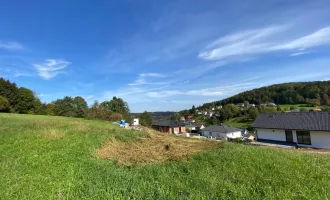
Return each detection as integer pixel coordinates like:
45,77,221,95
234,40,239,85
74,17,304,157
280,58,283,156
128,73,167,86
38,93,52,97
199,26,330,60
33,59,70,80
85,95,94,100
0,41,24,51
14,72,33,77
146,90,182,98
145,82,259,98
290,51,309,57
276,27,330,50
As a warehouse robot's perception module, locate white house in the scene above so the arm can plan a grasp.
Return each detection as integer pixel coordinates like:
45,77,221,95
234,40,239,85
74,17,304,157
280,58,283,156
208,112,214,117
132,118,139,126
252,112,330,149
202,124,242,139
186,124,205,133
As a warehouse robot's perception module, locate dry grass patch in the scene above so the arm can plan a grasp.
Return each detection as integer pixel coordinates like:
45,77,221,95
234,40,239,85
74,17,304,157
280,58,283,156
41,128,66,140
94,129,221,166
74,123,90,132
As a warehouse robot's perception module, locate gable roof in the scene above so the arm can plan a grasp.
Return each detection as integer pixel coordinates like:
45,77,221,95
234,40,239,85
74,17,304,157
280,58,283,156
203,124,241,133
152,120,185,127
252,112,330,131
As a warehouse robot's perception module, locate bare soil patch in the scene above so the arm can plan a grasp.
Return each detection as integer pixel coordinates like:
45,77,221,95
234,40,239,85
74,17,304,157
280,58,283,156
94,128,221,166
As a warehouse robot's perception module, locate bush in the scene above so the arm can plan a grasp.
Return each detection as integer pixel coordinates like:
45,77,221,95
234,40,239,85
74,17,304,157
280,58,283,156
0,96,10,112
229,137,245,143
290,106,298,110
299,108,309,112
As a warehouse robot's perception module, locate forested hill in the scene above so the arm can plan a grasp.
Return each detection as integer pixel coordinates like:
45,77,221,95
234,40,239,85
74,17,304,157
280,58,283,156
200,81,330,108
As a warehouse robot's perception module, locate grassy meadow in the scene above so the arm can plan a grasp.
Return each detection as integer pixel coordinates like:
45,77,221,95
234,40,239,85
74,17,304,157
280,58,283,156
224,117,253,128
279,104,317,110
2,113,330,199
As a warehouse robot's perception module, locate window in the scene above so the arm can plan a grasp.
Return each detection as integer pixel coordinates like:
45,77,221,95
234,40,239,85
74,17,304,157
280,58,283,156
285,130,293,143
296,131,311,145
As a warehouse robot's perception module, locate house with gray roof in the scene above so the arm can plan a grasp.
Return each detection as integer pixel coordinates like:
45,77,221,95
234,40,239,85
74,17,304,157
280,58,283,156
252,112,330,149
202,124,242,139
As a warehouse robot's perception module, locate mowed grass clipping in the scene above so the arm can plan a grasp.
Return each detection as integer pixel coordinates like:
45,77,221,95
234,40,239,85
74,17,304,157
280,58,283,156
2,113,330,199
95,128,220,166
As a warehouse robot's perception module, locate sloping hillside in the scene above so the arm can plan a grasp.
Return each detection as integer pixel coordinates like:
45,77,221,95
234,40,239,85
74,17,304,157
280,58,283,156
200,81,330,109
2,113,330,199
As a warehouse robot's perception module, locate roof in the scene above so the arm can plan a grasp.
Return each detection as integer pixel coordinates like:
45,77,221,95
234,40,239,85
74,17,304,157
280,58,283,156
252,112,330,131
203,124,241,133
186,124,204,128
152,120,185,127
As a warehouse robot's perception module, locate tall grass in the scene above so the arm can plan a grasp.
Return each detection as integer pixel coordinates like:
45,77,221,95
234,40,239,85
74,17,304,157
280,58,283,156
1,113,330,199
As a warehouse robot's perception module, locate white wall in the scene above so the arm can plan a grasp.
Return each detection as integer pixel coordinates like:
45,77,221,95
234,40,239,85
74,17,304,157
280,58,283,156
202,131,241,138
257,129,330,149
256,128,286,141
132,119,139,126
226,131,242,139
310,131,330,149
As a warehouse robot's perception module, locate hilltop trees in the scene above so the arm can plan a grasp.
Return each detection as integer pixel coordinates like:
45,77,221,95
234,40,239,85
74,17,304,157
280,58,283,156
0,77,132,121
248,108,259,120
0,96,10,112
0,78,19,109
15,87,37,114
86,100,123,121
73,96,88,118
197,81,330,110
100,97,131,121
0,78,43,114
140,111,152,127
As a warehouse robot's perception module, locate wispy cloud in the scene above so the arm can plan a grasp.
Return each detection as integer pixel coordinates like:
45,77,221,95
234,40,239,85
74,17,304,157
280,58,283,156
33,59,70,80
0,68,33,78
128,73,167,86
290,51,309,57
146,90,182,98
0,41,24,51
146,82,259,98
85,95,94,100
199,26,330,60
276,27,330,50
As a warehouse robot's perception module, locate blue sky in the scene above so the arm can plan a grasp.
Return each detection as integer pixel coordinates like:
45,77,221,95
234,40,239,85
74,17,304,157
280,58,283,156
1,0,330,112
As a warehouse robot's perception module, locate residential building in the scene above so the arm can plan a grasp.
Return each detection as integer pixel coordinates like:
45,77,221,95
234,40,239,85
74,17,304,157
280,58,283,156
186,124,205,133
252,112,330,149
132,118,139,126
202,124,242,139
152,120,186,134
237,103,245,108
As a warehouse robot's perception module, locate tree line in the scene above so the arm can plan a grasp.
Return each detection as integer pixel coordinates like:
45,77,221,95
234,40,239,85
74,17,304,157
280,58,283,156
0,78,130,121
199,81,330,110
175,81,330,127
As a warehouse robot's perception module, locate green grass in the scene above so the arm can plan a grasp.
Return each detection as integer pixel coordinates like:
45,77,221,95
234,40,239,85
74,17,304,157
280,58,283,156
279,104,317,110
224,117,252,128
2,113,330,199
